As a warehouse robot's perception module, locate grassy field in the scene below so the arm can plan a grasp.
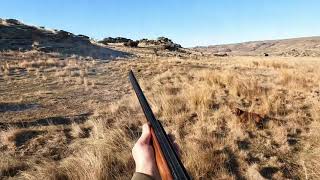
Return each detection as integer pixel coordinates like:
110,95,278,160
0,50,319,179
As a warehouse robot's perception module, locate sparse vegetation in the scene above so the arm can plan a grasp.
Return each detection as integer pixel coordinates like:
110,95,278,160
0,49,319,179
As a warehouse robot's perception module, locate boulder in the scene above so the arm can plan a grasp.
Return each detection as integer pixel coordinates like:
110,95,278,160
124,40,139,47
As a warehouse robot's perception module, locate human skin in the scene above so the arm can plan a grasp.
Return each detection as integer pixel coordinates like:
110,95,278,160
132,124,160,179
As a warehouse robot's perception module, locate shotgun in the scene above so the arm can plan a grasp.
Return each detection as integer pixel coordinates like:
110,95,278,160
129,70,190,180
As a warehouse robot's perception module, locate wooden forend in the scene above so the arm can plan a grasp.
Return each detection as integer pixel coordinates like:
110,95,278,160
151,128,173,180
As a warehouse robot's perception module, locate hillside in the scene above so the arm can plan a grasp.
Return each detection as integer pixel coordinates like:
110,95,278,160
0,18,128,59
194,36,320,57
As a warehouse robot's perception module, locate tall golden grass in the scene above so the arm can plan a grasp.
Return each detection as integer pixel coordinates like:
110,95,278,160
0,52,319,179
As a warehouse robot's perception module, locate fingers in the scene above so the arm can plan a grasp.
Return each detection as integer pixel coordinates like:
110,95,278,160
137,123,151,144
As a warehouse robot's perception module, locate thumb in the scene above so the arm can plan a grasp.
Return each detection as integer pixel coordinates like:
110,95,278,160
137,123,151,144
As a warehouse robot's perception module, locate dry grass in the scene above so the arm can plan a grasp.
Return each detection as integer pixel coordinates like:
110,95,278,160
0,51,319,179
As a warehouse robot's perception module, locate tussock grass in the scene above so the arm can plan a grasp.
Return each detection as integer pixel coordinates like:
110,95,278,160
0,52,319,179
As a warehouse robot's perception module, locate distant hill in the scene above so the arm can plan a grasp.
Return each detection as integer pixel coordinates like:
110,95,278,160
0,18,129,59
194,37,320,57
2,18,319,58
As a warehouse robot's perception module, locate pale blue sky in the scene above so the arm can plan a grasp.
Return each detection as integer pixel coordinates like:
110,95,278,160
1,0,319,47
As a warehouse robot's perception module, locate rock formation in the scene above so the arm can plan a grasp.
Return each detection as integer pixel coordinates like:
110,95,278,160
0,18,129,59
138,37,182,51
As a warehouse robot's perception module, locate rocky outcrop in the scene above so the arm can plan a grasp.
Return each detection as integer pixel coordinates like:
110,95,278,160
98,37,132,45
123,40,139,47
138,37,182,51
0,18,129,59
99,36,183,51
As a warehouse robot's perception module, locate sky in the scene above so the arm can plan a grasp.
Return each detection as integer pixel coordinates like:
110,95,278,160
1,0,320,47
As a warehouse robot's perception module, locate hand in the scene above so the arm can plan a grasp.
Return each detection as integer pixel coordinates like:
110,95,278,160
132,124,159,178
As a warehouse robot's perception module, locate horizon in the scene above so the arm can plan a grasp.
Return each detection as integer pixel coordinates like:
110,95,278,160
1,0,320,47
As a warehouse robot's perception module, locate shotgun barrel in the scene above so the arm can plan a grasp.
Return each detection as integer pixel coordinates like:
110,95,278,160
129,70,190,180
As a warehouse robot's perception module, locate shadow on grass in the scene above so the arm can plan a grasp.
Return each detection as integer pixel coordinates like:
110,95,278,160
13,130,45,147
1,164,28,178
0,103,39,113
0,113,91,130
